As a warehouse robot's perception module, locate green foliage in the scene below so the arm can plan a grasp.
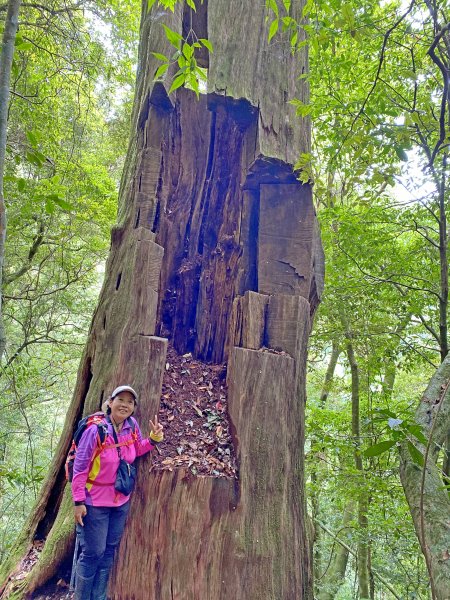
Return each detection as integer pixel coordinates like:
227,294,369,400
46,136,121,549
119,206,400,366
148,1,212,98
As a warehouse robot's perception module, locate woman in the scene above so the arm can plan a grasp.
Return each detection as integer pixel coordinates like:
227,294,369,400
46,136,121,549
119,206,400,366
71,385,163,600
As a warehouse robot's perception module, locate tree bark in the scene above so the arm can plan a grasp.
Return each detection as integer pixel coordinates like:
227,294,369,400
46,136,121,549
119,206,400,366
399,354,450,599
0,0,22,360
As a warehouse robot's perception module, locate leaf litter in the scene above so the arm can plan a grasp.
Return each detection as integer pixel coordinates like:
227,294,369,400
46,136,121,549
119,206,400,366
151,343,237,478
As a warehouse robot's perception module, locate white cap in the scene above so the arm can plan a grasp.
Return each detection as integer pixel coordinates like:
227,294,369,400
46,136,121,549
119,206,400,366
111,385,138,402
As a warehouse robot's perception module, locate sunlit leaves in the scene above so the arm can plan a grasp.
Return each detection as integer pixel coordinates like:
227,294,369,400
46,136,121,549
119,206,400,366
363,440,396,457
152,21,213,98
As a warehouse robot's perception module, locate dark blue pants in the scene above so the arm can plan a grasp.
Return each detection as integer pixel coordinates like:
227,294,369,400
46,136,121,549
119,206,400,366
76,502,130,579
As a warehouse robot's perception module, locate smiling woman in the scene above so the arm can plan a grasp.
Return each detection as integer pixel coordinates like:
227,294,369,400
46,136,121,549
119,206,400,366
71,385,164,600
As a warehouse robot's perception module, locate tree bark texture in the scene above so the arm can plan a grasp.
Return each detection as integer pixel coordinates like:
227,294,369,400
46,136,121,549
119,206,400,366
0,0,22,359
0,1,323,598
399,353,450,599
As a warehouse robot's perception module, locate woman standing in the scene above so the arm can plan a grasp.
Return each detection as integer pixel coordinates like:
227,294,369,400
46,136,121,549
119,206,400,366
71,385,163,600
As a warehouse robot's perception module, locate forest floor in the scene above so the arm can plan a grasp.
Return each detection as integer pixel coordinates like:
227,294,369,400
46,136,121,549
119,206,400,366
29,342,236,598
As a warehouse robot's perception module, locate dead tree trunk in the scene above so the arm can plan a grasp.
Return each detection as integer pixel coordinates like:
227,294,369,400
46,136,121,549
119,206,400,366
0,1,324,598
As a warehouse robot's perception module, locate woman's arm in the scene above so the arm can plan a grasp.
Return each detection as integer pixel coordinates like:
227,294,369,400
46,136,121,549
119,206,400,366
132,417,163,457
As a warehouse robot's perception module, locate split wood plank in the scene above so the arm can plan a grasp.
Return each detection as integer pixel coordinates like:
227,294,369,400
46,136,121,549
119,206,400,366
258,183,315,298
227,291,268,351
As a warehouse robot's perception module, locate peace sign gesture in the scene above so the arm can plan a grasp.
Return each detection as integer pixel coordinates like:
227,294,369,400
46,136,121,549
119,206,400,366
150,414,164,442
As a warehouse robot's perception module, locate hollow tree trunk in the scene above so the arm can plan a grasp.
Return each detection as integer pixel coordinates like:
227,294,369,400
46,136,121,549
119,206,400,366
0,1,324,598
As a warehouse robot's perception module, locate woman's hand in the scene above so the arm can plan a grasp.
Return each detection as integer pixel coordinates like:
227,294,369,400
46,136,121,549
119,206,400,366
149,415,164,441
74,504,87,526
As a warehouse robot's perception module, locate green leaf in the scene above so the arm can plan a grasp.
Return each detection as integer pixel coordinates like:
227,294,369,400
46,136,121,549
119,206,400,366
266,0,279,17
16,42,33,51
407,441,424,467
17,178,26,192
395,146,408,161
154,63,169,81
406,424,427,445
268,18,279,42
289,98,312,117
26,150,43,167
195,66,207,81
290,31,298,48
168,74,185,94
26,131,38,146
302,0,313,17
147,0,157,10
162,24,183,49
199,38,213,53
363,440,396,457
151,52,169,62
341,4,355,25
186,0,196,11
45,199,55,214
47,194,73,211
182,42,194,60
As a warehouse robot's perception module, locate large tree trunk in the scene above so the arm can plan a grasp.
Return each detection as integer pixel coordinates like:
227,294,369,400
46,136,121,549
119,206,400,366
0,1,324,598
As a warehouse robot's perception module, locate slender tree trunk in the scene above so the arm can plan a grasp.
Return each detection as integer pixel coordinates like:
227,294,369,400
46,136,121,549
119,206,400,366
316,502,355,600
320,342,341,408
0,0,21,360
315,519,402,600
438,153,448,362
345,338,370,600
312,342,341,583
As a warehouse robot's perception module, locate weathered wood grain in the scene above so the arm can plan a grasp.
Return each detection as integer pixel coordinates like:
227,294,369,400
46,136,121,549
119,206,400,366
228,291,268,351
82,234,164,414
266,294,311,358
258,183,316,299
208,0,309,164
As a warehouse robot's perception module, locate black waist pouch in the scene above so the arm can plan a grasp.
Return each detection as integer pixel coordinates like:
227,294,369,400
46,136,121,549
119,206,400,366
108,417,137,496
115,459,137,496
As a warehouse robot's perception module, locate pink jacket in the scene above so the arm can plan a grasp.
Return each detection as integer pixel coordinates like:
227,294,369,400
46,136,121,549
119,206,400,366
71,417,153,507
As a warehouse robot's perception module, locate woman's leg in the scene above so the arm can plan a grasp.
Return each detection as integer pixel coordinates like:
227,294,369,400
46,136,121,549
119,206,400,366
75,505,110,600
91,501,130,600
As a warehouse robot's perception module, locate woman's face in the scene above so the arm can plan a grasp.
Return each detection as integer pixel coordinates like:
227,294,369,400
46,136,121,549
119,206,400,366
109,391,136,424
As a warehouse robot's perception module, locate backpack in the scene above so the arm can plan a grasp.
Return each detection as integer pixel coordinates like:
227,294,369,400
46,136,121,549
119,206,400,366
65,412,109,482
65,412,138,482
